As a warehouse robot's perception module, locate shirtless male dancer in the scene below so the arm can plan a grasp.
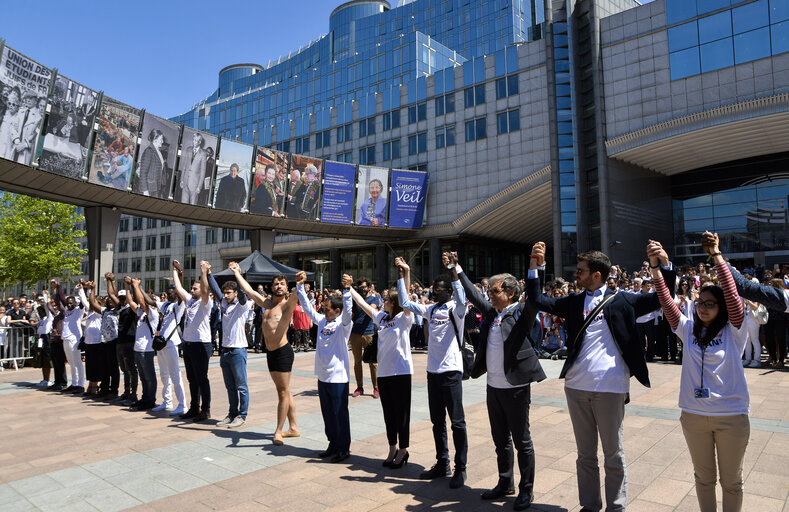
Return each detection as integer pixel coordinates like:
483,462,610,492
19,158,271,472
230,263,300,445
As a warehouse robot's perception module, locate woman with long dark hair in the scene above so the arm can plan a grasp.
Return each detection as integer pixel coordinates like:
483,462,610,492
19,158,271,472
648,233,749,512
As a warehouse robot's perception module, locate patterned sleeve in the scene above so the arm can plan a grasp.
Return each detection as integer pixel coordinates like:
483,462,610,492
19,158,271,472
716,261,744,329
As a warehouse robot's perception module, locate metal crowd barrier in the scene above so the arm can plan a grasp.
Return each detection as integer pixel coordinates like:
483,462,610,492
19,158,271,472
0,326,36,371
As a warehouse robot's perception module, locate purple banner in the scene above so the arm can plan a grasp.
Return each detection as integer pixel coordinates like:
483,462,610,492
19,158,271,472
320,161,356,224
388,169,428,228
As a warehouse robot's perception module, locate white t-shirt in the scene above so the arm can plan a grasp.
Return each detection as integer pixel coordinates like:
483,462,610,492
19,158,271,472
398,278,467,374
37,307,53,335
674,315,750,416
83,309,104,345
62,305,84,340
297,285,352,383
636,290,658,323
0,316,8,346
564,286,630,394
220,298,254,348
486,303,526,389
134,307,160,353
158,300,186,346
182,297,213,343
374,311,414,377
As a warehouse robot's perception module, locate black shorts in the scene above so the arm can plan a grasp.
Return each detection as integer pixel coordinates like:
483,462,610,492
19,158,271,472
266,343,294,373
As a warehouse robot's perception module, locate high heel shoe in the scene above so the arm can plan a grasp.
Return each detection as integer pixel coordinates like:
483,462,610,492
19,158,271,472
389,451,409,469
382,454,396,467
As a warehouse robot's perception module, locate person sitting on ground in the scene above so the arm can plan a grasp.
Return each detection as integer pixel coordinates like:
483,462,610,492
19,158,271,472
541,326,567,360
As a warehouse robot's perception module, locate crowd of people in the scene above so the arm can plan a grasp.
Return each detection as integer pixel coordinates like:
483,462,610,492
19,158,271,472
4,231,788,512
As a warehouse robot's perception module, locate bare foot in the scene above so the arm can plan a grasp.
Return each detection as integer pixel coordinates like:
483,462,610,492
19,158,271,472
283,428,301,438
273,433,285,446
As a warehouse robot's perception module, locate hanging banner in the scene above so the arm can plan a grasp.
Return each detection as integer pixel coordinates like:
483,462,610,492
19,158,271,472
250,147,288,217
0,46,52,165
288,154,323,221
212,139,254,212
87,97,141,190
320,160,356,224
174,127,218,206
355,165,390,226
132,113,181,198
388,169,428,228
37,75,99,179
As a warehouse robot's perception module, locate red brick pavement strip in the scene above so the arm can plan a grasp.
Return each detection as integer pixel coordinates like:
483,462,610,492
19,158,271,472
1,354,788,511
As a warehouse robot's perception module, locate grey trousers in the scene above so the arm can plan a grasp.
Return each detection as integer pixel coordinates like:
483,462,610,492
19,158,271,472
565,387,628,512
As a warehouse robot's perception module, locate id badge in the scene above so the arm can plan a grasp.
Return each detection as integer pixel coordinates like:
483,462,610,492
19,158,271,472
37,337,43,348
694,387,710,399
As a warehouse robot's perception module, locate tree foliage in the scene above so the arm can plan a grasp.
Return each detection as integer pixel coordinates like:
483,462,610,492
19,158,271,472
0,192,87,288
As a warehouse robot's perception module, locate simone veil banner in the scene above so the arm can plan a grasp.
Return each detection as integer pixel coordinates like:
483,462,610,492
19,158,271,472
388,169,428,228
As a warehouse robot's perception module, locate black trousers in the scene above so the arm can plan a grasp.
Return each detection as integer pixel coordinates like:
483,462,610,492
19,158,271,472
638,321,658,361
49,339,68,386
116,342,138,395
100,339,120,393
378,374,412,447
487,385,535,495
317,380,351,452
183,342,212,412
427,370,467,470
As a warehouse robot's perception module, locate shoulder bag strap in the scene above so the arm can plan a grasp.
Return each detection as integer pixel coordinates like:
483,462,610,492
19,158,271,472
574,293,616,345
143,313,157,337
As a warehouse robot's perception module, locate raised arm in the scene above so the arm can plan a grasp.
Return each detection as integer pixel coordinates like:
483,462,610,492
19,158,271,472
348,284,377,319
526,242,571,318
455,256,493,314
206,272,223,304
395,257,429,316
51,279,66,312
726,262,787,312
295,271,323,324
702,232,744,329
199,260,210,305
105,273,119,307
341,274,354,326
124,276,138,314
83,282,102,313
172,260,190,303
444,252,467,318
132,278,151,314
649,241,683,331
230,262,266,307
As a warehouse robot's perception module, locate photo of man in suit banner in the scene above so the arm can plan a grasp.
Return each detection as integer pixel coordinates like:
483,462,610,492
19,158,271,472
174,127,217,206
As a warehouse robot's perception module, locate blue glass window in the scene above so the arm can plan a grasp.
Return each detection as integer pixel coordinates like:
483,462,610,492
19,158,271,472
699,10,732,43
733,0,769,34
508,110,520,132
670,47,701,79
698,0,730,15
474,57,485,83
772,0,789,22
668,21,699,52
700,38,734,72
495,50,506,77
772,19,789,54
463,60,474,87
496,78,507,99
734,27,771,64
666,0,698,24
506,45,518,73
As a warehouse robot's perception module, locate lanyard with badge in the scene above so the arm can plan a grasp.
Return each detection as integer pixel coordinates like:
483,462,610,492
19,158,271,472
694,344,710,399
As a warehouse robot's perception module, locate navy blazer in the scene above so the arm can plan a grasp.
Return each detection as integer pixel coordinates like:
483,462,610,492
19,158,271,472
728,264,787,312
525,267,676,388
458,270,546,385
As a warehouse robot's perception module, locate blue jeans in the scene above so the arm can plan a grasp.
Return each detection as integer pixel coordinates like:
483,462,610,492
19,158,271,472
317,380,351,452
220,348,248,418
183,342,212,412
134,351,157,403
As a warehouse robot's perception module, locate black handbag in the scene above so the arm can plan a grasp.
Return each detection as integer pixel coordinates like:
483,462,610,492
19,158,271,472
362,333,378,363
149,304,184,352
77,336,86,351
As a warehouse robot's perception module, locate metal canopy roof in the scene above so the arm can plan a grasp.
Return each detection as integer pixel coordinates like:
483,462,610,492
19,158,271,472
605,93,789,176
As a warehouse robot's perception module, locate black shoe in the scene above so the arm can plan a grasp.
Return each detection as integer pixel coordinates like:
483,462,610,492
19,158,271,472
420,461,451,479
48,384,67,391
61,385,76,393
180,408,199,419
135,401,155,411
389,452,409,469
481,482,515,500
449,469,466,489
513,492,533,510
318,446,338,458
330,451,350,463
70,386,85,394
193,411,211,422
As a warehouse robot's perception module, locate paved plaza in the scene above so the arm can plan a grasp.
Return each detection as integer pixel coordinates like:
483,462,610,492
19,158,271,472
0,350,787,512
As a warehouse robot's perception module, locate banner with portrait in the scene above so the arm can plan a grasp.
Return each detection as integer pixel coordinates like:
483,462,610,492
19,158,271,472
131,113,181,199
36,75,99,179
87,97,141,191
212,139,254,212
388,169,428,228
320,160,357,224
0,45,52,166
249,147,288,217
355,165,390,227
173,127,218,207
288,154,323,221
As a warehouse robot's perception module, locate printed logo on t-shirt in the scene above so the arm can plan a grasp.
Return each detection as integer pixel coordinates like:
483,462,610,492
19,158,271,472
431,317,449,326
583,309,605,322
692,332,723,348
379,319,396,331
321,326,337,337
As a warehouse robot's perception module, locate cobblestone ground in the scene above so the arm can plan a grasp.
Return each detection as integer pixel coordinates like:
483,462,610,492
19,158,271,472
0,349,787,511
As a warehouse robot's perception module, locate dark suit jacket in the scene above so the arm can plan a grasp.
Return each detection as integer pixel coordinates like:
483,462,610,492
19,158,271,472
728,264,787,312
525,267,676,388
459,271,546,385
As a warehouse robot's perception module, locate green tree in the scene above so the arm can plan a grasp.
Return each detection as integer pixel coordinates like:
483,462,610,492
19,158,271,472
0,193,87,292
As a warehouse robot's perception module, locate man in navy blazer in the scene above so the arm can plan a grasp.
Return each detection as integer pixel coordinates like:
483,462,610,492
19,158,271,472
525,242,675,512
453,253,546,510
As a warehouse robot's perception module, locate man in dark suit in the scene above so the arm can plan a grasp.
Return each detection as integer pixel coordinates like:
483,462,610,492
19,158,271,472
525,242,675,512
453,253,546,510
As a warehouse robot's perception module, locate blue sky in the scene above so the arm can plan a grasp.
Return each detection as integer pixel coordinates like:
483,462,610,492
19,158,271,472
1,0,337,118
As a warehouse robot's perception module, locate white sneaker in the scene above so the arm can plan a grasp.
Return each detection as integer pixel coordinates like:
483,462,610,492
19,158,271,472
169,406,186,416
227,416,246,429
748,360,761,368
152,403,170,412
38,380,49,387
216,415,234,427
